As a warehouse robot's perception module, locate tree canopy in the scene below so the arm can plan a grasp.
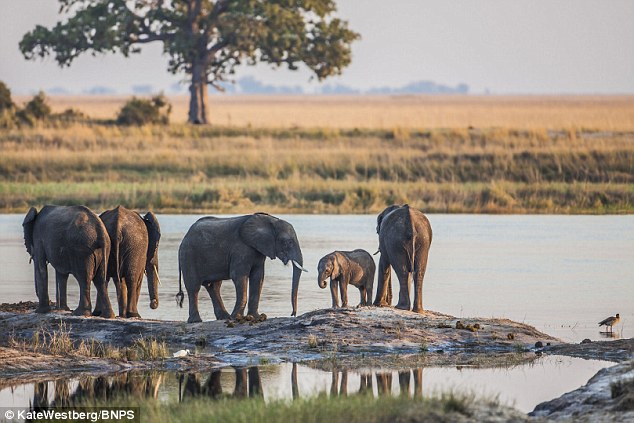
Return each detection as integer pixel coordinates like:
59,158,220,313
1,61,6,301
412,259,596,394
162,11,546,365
21,0,359,124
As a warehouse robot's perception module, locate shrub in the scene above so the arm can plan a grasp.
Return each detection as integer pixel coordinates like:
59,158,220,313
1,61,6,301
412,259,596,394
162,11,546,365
0,81,14,112
24,91,52,120
117,94,171,126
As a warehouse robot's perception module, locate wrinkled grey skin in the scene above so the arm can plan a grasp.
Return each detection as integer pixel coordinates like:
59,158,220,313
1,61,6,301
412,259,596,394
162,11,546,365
177,213,304,323
374,204,432,313
317,249,375,308
99,206,161,318
22,205,114,317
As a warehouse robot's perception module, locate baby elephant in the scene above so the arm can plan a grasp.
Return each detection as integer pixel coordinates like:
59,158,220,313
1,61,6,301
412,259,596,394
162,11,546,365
317,249,375,308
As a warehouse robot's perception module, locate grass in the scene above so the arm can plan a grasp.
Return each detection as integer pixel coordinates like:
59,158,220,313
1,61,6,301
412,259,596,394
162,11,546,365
8,322,169,360
70,390,506,423
1,119,633,214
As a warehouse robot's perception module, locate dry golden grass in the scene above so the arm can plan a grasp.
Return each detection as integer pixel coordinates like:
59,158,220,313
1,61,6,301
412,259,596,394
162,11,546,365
13,94,634,130
1,123,632,214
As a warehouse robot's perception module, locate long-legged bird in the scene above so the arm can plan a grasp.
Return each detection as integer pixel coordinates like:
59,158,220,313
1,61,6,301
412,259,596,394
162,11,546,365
598,313,620,333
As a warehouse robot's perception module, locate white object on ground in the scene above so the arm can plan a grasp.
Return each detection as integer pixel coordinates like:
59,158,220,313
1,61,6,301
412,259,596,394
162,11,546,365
173,349,190,358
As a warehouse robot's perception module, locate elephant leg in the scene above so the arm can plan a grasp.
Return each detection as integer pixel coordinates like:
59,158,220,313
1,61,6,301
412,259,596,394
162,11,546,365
126,272,144,318
365,275,374,306
55,271,70,311
411,252,430,314
204,281,230,320
34,260,51,313
339,280,349,308
73,268,92,317
186,281,203,323
394,266,412,311
93,265,115,319
247,265,265,319
358,286,366,307
230,276,248,319
329,278,340,308
374,254,391,307
114,278,127,318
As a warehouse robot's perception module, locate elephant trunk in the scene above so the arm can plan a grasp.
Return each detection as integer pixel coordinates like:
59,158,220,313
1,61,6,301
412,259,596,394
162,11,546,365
317,269,328,289
146,262,160,310
291,264,301,317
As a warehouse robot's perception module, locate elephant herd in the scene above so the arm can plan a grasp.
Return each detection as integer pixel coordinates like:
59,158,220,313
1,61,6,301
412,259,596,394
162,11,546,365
22,204,432,322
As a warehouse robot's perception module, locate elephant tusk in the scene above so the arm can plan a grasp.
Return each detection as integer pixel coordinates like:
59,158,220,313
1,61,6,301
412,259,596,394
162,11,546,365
292,260,308,272
154,265,161,286
373,249,380,255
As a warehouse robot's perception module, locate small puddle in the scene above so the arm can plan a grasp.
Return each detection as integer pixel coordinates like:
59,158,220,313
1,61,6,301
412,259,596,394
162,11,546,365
0,356,611,413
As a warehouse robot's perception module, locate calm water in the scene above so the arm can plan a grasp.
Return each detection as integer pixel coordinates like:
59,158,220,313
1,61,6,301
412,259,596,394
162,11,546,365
1,214,633,342
0,357,613,413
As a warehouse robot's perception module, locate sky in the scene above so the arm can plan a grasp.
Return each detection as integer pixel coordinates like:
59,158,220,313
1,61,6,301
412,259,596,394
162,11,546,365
0,0,633,95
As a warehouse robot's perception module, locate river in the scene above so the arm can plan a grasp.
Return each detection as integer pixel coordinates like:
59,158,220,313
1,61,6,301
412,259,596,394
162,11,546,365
1,214,632,342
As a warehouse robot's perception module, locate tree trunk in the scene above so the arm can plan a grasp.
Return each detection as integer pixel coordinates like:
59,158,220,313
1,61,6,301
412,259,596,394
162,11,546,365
188,62,209,124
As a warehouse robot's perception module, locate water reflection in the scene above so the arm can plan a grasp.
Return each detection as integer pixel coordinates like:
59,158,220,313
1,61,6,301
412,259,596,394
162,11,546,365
30,372,164,408
0,356,612,413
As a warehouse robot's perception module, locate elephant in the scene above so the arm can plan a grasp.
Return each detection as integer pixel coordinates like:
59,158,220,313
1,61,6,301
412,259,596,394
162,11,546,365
99,206,161,318
177,212,307,323
374,204,432,313
317,249,375,308
22,205,114,317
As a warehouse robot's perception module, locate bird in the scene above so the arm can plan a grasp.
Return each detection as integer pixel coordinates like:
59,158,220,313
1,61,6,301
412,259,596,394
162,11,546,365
172,349,190,358
598,313,620,333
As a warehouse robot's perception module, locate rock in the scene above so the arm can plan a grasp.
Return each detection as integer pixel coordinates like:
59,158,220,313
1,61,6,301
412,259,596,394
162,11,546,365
507,333,515,340
581,338,592,344
535,341,544,348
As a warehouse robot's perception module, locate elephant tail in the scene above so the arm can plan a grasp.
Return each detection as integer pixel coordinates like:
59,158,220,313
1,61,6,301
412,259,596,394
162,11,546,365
176,260,184,308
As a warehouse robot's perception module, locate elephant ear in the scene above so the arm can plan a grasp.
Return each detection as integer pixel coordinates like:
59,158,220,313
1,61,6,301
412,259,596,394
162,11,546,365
143,211,161,262
331,252,343,279
376,204,401,234
240,214,276,259
23,207,38,258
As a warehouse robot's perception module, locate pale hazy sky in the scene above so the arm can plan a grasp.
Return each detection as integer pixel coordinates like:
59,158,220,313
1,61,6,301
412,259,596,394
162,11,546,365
1,0,633,94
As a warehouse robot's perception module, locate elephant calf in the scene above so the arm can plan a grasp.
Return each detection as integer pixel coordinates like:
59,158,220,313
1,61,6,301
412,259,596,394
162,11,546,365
317,249,375,308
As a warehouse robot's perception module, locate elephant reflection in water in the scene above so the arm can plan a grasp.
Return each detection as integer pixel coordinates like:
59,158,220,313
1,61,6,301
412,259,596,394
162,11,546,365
180,367,263,401
326,368,423,398
30,372,164,408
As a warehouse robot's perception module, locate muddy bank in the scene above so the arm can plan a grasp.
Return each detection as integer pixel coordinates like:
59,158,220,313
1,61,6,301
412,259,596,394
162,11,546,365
0,306,558,377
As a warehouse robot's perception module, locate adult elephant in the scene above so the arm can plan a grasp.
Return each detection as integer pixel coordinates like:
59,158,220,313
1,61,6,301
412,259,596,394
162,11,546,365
99,206,161,318
22,205,114,317
177,213,307,323
374,204,432,313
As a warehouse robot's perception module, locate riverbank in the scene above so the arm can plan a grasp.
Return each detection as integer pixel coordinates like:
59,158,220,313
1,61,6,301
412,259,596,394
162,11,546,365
1,123,633,214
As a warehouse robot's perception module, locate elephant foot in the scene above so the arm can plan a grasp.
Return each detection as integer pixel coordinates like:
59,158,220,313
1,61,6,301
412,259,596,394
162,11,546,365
92,309,102,317
395,303,411,311
188,316,202,323
411,306,424,314
57,305,71,312
246,312,260,320
35,304,51,314
215,310,231,320
73,308,92,317
100,309,116,319
126,312,142,319
373,300,390,307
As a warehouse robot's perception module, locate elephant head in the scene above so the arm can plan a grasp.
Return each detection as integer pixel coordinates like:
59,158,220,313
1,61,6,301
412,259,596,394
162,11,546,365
239,213,306,316
143,211,161,310
317,253,341,289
